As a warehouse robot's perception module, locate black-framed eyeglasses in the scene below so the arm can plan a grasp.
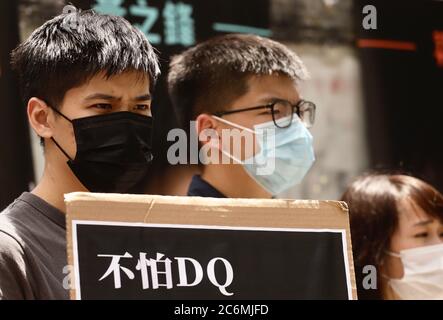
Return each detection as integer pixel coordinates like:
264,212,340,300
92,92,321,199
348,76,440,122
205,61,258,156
213,99,316,129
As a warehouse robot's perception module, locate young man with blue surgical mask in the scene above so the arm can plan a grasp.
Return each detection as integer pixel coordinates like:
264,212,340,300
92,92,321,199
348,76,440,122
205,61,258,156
168,34,316,198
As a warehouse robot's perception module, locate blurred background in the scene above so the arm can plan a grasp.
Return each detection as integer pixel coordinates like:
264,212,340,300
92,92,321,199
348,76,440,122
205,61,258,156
1,0,442,209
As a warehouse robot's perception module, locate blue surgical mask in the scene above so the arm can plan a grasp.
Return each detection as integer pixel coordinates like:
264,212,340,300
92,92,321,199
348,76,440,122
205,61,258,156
212,115,315,195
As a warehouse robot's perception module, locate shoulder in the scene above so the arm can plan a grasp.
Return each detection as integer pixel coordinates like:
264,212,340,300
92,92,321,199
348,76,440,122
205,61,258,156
0,229,25,262
0,228,29,299
0,203,35,300
0,201,27,250
0,202,26,261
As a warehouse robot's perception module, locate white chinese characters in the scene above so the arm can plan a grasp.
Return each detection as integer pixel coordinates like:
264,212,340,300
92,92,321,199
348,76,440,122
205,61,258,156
97,252,234,296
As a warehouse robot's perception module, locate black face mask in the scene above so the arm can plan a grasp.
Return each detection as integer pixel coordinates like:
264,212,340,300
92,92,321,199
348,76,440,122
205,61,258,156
51,109,154,193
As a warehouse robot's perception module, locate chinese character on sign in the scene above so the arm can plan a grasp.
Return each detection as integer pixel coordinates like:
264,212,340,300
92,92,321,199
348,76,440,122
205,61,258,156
163,1,196,46
136,252,173,289
93,0,127,16
97,252,135,289
433,30,443,68
96,251,234,295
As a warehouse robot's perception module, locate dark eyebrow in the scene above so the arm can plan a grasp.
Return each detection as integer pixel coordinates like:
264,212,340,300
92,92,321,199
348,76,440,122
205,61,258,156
83,93,120,102
258,96,299,105
257,96,282,104
413,219,433,227
83,93,151,102
133,93,151,102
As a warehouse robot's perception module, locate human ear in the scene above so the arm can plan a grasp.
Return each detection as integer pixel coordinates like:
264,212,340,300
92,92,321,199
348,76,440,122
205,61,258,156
27,97,54,139
195,113,219,147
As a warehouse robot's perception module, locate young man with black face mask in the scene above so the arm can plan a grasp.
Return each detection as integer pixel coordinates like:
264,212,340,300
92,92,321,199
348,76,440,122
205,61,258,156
168,34,316,199
0,10,160,299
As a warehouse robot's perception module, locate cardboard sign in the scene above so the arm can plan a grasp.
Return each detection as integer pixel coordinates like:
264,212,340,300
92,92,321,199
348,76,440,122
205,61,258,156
65,193,357,300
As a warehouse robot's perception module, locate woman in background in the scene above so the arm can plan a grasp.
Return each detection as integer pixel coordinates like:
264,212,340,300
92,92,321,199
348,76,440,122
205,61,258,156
342,174,443,299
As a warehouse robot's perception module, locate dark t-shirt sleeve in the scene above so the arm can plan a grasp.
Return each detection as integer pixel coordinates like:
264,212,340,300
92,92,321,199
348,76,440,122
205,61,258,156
0,231,34,300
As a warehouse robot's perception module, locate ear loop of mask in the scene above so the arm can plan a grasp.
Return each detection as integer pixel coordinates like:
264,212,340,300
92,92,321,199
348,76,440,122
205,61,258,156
385,250,402,258
380,250,403,280
212,115,275,142
206,117,242,164
48,106,74,161
211,115,256,134
50,106,72,123
211,115,262,165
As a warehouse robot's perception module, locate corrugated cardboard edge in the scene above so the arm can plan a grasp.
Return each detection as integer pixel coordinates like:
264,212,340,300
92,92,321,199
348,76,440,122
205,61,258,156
65,192,357,300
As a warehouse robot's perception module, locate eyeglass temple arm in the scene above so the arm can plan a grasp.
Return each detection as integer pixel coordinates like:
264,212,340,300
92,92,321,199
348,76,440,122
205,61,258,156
213,105,273,117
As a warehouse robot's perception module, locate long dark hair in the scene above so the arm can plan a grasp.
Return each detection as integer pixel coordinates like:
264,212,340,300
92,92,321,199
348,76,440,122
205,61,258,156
341,174,443,299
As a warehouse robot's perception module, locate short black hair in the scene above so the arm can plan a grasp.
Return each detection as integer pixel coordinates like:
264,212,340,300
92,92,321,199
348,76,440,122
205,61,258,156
11,9,161,109
168,33,309,129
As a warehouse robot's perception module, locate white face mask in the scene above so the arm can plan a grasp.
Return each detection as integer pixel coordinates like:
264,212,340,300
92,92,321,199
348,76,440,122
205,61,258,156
385,243,443,300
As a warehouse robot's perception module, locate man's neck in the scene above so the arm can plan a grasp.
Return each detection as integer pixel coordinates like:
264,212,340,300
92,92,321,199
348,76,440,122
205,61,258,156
201,164,271,199
32,162,87,214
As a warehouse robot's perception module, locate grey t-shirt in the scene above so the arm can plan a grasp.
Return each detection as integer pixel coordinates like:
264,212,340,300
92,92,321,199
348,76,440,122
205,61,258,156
0,192,69,300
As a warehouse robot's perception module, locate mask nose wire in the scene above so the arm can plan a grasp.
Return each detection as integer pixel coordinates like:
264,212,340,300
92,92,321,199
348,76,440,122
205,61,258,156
48,106,74,161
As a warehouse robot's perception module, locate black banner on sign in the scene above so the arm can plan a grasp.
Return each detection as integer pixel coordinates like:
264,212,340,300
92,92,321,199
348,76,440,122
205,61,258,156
72,222,352,300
